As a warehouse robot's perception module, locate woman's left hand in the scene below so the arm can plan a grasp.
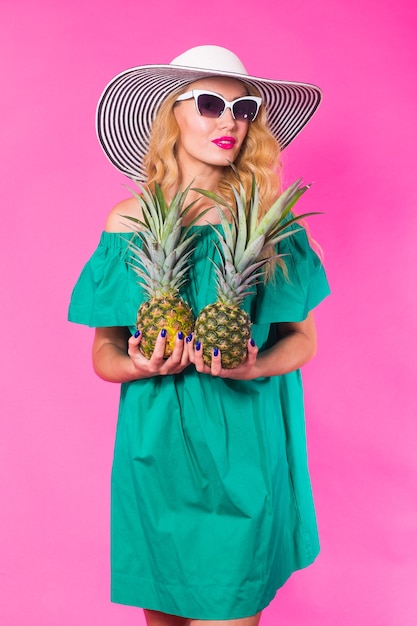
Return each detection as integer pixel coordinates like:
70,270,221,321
186,336,259,379
186,312,318,379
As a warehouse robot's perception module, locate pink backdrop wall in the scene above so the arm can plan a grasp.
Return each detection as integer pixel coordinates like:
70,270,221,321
1,1,416,624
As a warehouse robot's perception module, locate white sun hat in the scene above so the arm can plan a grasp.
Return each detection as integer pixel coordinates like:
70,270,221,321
96,45,322,181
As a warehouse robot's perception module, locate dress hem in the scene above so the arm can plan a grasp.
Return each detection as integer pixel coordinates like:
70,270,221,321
110,553,319,620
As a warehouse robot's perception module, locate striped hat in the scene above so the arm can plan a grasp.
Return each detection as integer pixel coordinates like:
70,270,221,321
96,45,322,181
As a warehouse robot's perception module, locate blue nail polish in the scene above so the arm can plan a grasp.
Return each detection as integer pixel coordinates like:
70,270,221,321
178,331,184,340
161,329,167,338
185,334,192,343
195,341,201,351
213,347,219,357
134,330,141,338
250,338,255,347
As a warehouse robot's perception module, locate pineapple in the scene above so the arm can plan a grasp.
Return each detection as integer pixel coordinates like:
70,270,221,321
124,182,201,359
193,177,316,368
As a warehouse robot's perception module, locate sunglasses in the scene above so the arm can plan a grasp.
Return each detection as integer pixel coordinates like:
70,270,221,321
175,89,262,122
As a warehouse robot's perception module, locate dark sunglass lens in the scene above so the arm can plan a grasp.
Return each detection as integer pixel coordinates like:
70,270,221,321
233,100,258,121
197,94,224,118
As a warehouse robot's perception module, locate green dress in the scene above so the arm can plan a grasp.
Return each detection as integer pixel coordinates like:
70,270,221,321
68,222,330,620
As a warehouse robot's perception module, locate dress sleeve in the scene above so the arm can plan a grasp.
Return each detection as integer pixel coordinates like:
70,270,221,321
68,231,144,328
253,222,330,324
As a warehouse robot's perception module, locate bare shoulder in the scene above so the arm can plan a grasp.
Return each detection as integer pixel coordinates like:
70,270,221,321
104,196,143,233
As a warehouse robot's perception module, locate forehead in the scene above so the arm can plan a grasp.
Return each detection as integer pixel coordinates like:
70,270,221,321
187,76,249,97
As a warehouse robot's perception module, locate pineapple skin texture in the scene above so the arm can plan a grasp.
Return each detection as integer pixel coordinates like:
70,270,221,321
137,295,194,359
194,303,251,369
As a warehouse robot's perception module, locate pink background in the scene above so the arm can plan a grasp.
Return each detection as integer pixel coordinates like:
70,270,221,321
1,1,416,624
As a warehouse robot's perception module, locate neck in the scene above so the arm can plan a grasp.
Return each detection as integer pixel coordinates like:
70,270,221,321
180,166,223,193
172,164,229,225
180,191,224,226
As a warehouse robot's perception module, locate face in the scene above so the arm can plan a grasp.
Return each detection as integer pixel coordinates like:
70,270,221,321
173,76,252,174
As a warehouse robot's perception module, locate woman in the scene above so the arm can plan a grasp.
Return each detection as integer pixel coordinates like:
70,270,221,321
69,45,330,626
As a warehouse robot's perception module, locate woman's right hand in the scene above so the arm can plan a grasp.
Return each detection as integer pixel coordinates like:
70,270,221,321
127,329,191,377
92,326,191,383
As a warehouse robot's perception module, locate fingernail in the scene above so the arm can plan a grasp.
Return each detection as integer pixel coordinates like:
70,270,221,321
178,331,184,340
213,347,219,357
161,329,167,338
250,338,255,347
195,341,201,351
186,334,192,343
134,330,141,338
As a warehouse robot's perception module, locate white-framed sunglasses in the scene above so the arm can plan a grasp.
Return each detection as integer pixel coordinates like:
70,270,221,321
175,89,262,122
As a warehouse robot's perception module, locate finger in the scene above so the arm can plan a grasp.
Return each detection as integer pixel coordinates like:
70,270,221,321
181,333,193,366
185,333,196,364
149,329,168,361
168,331,186,364
210,347,222,377
193,340,209,373
246,337,258,363
127,329,142,354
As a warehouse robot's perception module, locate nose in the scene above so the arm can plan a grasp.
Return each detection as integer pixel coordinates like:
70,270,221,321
219,106,236,128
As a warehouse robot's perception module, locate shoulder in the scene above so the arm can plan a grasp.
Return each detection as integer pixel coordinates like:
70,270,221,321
104,196,143,233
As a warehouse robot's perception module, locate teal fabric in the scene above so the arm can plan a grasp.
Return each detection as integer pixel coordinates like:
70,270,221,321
68,224,330,619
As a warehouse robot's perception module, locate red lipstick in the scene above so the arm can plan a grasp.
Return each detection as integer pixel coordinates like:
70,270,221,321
212,136,236,150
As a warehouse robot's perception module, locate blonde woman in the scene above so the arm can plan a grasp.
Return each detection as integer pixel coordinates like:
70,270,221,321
69,45,329,626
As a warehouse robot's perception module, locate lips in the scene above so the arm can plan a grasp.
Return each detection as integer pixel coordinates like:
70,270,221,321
212,136,236,150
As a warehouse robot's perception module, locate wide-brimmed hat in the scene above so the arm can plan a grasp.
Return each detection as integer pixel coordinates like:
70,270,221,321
96,45,322,181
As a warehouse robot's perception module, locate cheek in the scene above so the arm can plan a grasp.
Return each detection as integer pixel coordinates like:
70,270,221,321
237,123,250,143
177,114,209,141
194,116,217,134
181,119,217,151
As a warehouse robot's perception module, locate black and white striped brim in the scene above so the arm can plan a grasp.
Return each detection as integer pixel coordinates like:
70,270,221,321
96,64,322,181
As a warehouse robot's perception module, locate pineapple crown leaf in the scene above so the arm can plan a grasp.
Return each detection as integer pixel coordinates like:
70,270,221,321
163,239,189,269
191,186,233,224
216,230,235,261
163,221,183,257
160,190,199,243
209,241,235,280
210,264,248,306
119,212,149,235
124,234,152,265
191,186,242,258
268,211,323,241
250,179,307,239
136,184,164,236
127,261,160,287
208,241,260,306
154,183,168,213
193,177,317,271
126,246,160,275
179,206,211,241
123,179,202,243
199,219,234,264
248,174,260,237
171,262,194,287
266,227,304,250
195,174,320,306
239,259,271,283
218,210,235,253
209,238,228,266
235,234,266,273
191,187,229,208
232,185,249,268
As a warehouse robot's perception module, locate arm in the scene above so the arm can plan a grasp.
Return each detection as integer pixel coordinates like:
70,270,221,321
254,311,317,377
189,311,317,380
92,326,191,383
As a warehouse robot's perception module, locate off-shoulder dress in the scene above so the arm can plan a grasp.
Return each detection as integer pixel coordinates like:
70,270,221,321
68,222,330,620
